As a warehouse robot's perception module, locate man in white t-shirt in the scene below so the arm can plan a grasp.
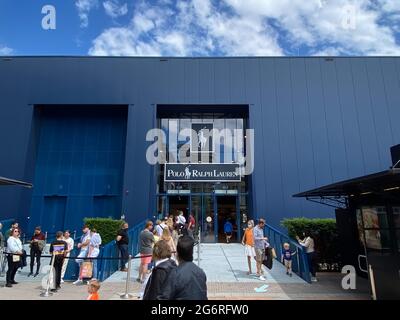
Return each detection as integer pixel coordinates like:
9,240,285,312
61,230,75,283
73,225,91,285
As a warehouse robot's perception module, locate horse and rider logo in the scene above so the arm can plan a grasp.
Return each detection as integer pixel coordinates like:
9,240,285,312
191,123,213,153
184,166,191,180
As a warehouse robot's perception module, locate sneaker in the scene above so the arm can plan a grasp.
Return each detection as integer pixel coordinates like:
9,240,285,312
5,283,12,288
311,277,318,282
28,272,33,277
286,271,289,275
34,272,39,277
289,273,293,277
60,279,64,283
136,278,141,283
120,268,128,272
259,275,266,281
50,289,58,293
11,281,18,285
73,279,83,285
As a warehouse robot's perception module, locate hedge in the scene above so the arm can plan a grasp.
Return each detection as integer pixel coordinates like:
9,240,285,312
281,217,341,271
83,217,124,245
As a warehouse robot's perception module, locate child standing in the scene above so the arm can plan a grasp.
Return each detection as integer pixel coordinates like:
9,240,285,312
87,279,100,300
281,243,295,276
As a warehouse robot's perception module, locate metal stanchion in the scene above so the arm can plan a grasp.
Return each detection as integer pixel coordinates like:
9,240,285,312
40,252,56,297
120,255,133,299
197,227,201,267
369,264,377,300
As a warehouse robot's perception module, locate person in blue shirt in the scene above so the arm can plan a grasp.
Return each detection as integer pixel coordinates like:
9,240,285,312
281,242,296,276
223,220,233,243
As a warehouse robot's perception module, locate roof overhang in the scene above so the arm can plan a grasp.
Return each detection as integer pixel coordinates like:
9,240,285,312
293,168,400,208
0,176,33,188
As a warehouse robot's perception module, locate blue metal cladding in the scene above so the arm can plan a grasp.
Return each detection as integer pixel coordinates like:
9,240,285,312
0,57,400,233
28,107,127,232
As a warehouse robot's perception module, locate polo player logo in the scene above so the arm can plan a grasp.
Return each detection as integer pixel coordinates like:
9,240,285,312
198,127,208,150
191,123,213,153
184,166,191,180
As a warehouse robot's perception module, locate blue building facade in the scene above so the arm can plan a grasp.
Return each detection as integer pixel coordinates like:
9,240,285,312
0,57,399,241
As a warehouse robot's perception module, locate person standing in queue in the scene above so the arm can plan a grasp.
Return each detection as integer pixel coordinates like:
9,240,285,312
116,222,129,272
137,220,155,284
160,236,207,300
297,232,318,282
61,230,75,283
73,225,91,285
5,228,23,287
143,240,177,300
28,226,45,277
49,231,68,292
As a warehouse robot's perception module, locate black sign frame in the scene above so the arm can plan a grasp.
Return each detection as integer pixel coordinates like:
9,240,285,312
164,163,241,182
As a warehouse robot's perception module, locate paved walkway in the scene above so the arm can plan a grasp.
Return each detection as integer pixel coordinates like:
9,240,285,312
0,243,371,300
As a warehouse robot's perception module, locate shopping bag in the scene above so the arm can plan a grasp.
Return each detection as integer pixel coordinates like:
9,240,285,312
80,261,93,279
263,247,273,270
271,248,277,259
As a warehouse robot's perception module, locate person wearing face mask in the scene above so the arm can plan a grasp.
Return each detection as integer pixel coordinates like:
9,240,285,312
241,219,256,275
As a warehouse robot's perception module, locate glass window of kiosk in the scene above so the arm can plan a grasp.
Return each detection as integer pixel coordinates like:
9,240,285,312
391,207,400,252
357,206,391,251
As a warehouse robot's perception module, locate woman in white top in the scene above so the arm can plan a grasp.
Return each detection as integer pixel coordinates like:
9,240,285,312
296,232,317,282
61,230,75,282
6,228,23,287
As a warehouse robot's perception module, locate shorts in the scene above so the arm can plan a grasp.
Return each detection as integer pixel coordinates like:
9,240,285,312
284,259,292,269
244,245,256,257
255,248,265,262
225,232,232,237
75,248,88,264
140,253,152,265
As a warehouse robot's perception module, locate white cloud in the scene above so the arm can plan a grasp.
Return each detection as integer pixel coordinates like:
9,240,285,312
224,0,400,55
0,45,13,55
89,0,400,56
103,0,128,18
75,0,99,28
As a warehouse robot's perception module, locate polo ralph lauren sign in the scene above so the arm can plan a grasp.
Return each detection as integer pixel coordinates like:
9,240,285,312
164,163,241,182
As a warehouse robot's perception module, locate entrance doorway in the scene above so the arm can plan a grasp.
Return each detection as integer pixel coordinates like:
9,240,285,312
157,193,246,243
216,196,238,243
168,196,189,217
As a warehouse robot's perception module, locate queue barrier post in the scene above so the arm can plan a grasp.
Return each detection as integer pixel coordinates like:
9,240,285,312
40,252,56,297
197,227,201,267
120,255,133,299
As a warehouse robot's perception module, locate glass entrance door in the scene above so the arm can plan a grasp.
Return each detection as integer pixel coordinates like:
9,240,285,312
158,192,246,243
202,195,215,243
215,195,239,243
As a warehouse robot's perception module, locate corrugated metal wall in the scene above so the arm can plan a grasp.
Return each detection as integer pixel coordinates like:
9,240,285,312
0,57,399,231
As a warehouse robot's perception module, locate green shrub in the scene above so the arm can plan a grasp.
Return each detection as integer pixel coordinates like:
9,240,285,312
281,217,341,271
83,217,124,245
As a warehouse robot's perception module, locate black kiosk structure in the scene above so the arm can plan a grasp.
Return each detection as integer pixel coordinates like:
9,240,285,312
294,146,400,300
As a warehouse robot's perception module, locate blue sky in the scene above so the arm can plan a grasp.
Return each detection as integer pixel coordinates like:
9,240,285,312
1,0,400,56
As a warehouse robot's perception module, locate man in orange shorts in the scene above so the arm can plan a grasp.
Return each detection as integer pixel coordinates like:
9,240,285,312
137,220,155,283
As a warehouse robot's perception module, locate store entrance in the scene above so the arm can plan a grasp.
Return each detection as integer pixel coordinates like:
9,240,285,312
157,193,246,243
216,196,238,243
168,195,189,217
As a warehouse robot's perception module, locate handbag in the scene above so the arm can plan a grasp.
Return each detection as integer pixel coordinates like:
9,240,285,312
80,261,93,279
